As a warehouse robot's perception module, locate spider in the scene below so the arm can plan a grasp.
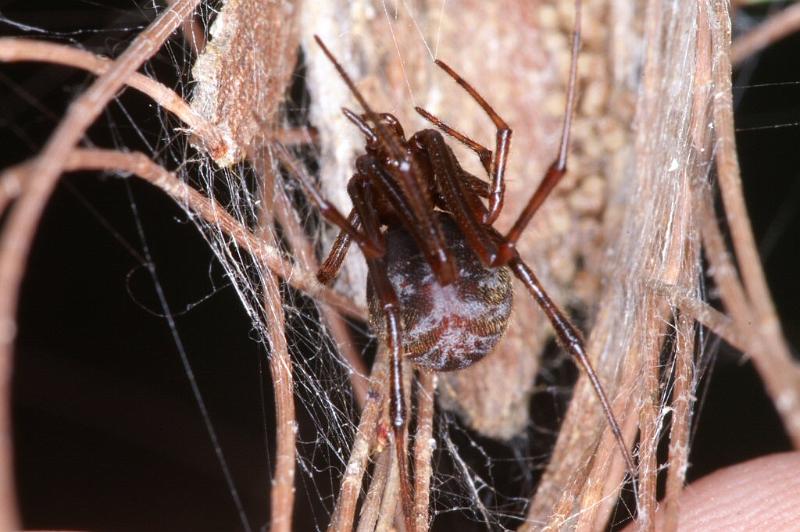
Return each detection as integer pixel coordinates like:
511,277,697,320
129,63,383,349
288,2,636,527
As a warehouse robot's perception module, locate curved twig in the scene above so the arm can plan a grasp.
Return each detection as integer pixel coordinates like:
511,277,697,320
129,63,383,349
712,0,800,446
262,258,296,532
0,2,203,527
731,2,800,66
355,446,392,532
0,37,231,159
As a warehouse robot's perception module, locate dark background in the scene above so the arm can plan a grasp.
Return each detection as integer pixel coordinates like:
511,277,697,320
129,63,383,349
1,1,799,530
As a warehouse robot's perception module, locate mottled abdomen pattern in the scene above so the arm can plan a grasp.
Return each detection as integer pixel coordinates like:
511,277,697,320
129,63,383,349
368,213,513,371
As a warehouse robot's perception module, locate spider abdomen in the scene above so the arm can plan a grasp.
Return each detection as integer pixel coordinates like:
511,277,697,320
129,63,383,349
368,214,513,371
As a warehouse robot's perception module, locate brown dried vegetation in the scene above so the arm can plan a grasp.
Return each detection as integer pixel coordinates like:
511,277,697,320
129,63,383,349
1,1,799,530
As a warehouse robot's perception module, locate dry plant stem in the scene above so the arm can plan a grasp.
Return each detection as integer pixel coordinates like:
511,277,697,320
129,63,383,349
1,148,363,320
712,0,800,447
167,0,206,55
574,330,655,531
654,7,710,528
662,311,695,532
413,371,435,531
731,2,800,66
271,182,369,406
527,353,639,530
355,447,392,532
533,438,594,531
270,145,369,404
328,346,390,532
374,455,400,532
0,2,200,526
0,38,229,159
262,264,296,532
591,397,642,530
255,154,297,532
635,308,661,532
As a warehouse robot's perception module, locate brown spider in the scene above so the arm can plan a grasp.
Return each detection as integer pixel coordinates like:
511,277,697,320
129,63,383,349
291,2,635,527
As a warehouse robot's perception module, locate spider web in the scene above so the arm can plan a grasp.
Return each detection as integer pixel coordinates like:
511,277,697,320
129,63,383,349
1,0,754,530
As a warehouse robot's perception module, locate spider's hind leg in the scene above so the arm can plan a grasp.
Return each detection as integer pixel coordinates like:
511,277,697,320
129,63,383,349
508,256,639,494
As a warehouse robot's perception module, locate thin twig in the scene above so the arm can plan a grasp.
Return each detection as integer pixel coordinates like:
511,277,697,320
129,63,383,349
355,446,392,532
374,454,400,532
711,0,800,446
662,311,695,532
731,2,800,66
413,371,435,531
262,258,296,532
267,145,370,405
255,152,297,532
0,2,202,526
0,37,230,159
635,307,662,532
328,346,389,532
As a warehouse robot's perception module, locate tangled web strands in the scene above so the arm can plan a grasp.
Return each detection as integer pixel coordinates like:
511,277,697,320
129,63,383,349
3,0,798,530
198,0,707,528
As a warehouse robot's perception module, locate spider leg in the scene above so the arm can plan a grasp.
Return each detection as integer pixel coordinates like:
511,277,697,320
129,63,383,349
348,178,416,532
366,257,415,532
412,110,493,200
414,106,493,174
499,0,582,263
430,59,512,225
274,144,384,259
508,256,639,493
315,36,409,167
359,156,459,285
413,129,499,266
316,209,358,284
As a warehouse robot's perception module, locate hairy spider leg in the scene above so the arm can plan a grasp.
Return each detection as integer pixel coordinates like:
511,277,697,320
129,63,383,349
348,176,416,532
274,144,383,259
316,209,357,285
